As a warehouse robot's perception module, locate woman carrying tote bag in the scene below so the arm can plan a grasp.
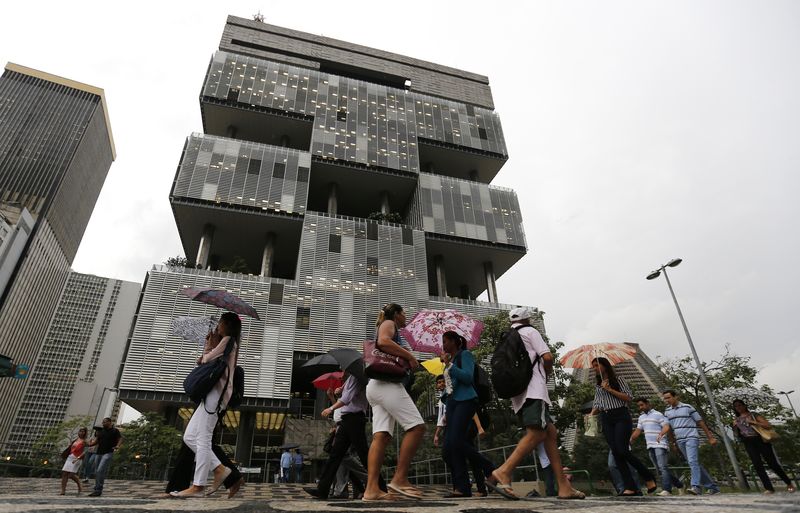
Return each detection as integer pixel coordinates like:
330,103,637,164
171,312,240,498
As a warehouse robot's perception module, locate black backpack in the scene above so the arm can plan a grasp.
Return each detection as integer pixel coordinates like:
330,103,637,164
227,365,245,409
455,351,493,405
490,325,540,399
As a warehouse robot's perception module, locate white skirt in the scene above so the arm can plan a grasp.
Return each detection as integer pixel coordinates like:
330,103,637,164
62,453,82,473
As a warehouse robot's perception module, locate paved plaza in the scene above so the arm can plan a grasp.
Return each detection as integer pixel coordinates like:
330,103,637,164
0,479,797,513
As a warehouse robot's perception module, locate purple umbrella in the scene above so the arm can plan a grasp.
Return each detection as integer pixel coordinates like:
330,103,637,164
179,287,260,320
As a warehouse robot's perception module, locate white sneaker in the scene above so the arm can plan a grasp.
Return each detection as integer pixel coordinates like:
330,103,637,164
658,490,671,496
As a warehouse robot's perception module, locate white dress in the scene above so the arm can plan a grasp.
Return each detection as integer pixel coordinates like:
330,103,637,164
62,453,82,473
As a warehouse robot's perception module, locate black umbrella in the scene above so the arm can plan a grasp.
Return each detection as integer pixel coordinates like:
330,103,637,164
301,353,340,376
328,348,366,384
280,443,300,450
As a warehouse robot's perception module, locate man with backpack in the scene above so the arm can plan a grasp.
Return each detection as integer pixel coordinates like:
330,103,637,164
487,308,584,500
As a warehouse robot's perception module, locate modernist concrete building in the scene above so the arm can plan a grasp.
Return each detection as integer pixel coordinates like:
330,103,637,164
3,272,139,455
118,16,539,480
0,64,116,445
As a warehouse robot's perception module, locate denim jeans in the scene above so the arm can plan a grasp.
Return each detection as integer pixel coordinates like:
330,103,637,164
676,438,719,491
82,453,96,479
93,452,114,493
443,399,495,496
648,447,683,492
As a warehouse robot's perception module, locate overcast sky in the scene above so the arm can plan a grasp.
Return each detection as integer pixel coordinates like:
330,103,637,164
2,1,798,410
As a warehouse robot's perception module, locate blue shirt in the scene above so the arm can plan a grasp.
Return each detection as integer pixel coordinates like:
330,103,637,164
280,451,292,467
664,402,703,441
447,349,478,402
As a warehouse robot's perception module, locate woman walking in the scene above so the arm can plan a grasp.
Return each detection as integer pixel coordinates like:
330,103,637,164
589,357,657,496
440,331,495,497
732,400,795,494
171,312,240,498
363,303,426,501
60,427,87,495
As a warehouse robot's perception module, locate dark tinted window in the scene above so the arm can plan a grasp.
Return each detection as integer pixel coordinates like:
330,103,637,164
273,163,286,178
402,227,413,245
269,283,283,305
367,257,378,276
297,166,309,182
329,234,341,253
248,159,261,175
367,222,378,240
296,307,310,329
227,88,240,103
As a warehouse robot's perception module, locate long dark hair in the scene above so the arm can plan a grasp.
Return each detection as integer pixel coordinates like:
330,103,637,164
592,357,620,391
219,312,242,342
732,399,750,416
375,303,403,326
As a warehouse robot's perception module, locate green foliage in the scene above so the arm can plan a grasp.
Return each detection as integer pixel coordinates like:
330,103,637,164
220,255,250,274
771,417,800,467
164,255,194,269
30,415,93,466
115,412,182,479
367,212,404,223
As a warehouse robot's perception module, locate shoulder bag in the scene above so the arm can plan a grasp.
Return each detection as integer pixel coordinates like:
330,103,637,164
183,337,236,404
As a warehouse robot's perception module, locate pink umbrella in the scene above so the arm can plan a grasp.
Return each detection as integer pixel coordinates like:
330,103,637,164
559,342,637,369
400,309,484,354
179,287,260,320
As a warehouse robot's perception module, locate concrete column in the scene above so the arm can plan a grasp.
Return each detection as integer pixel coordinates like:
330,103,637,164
380,191,390,215
484,261,498,303
226,125,237,138
196,224,215,270
434,255,448,297
460,284,470,300
327,183,338,216
280,135,291,147
235,411,255,465
469,169,479,181
260,232,276,277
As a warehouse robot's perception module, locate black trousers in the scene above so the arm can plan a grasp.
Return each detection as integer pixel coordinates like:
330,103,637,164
165,442,241,492
316,412,384,498
741,436,792,491
600,408,654,491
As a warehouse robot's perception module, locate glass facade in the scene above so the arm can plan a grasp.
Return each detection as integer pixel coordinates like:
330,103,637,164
409,173,526,248
173,133,310,215
202,51,507,174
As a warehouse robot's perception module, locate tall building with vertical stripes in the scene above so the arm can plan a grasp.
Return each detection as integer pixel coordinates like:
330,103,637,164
0,64,116,446
118,16,538,479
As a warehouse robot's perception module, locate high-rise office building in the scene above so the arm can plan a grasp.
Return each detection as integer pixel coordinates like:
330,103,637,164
0,64,116,444
118,16,538,478
3,272,138,455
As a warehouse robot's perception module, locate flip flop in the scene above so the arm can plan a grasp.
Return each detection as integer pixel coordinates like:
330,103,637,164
386,483,423,499
362,492,398,501
557,489,586,500
485,480,519,500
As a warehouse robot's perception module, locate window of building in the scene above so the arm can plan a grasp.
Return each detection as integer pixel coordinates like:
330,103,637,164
297,167,309,182
273,163,286,178
366,257,378,276
402,227,413,245
248,159,261,175
269,283,283,305
367,222,378,241
227,88,240,103
478,127,488,140
296,307,310,329
329,234,341,253
337,109,347,122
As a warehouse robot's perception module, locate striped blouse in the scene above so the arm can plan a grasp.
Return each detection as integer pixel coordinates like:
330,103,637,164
593,376,633,411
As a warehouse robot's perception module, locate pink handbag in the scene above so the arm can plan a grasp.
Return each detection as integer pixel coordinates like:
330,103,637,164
363,339,410,380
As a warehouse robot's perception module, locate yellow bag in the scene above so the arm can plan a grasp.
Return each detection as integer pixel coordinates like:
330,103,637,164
752,422,780,443
584,414,600,437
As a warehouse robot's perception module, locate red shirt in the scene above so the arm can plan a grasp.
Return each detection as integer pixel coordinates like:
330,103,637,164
70,439,85,458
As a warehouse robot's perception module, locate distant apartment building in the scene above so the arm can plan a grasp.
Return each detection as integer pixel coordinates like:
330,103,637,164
3,272,138,455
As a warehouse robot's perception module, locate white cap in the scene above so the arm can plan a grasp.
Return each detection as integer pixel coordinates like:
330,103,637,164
509,307,531,321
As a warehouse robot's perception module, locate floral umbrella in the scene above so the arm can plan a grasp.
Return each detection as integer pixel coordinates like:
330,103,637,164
560,342,638,369
312,371,345,390
400,309,484,354
171,315,216,346
179,287,260,320
716,387,778,409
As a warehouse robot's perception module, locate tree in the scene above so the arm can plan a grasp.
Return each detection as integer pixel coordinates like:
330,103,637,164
220,256,250,274
367,212,404,224
164,255,194,269
113,412,183,480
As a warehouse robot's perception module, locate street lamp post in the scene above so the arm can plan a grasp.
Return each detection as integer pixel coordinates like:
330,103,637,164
646,258,748,490
778,390,798,418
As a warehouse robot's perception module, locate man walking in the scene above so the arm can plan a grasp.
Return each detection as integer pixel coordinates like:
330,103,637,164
630,397,683,495
87,418,122,497
487,308,584,500
662,390,720,495
280,448,292,483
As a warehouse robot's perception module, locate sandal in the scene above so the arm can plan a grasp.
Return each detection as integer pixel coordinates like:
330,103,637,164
362,492,397,501
485,477,519,500
387,483,422,499
558,488,586,500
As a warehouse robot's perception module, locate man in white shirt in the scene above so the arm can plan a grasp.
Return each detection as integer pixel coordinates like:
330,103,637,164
630,397,684,496
487,308,584,501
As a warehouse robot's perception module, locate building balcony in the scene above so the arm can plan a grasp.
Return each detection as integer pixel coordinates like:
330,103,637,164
170,134,309,278
200,51,507,178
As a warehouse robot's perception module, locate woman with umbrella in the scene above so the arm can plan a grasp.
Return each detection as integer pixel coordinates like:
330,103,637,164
440,331,495,497
588,357,657,496
731,399,795,494
171,312,240,498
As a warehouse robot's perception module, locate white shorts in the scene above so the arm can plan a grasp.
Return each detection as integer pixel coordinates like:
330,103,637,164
366,379,424,434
